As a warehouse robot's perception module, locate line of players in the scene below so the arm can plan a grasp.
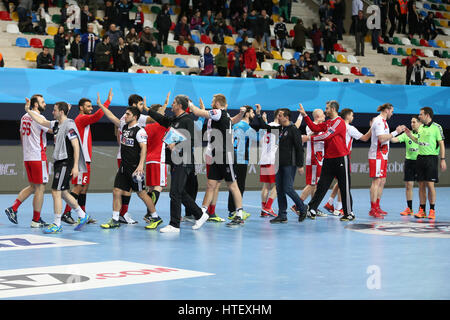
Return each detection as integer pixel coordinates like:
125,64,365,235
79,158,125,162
4,90,446,233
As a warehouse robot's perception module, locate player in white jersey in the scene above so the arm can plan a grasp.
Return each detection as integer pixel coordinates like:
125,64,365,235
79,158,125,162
259,109,281,217
5,94,51,228
323,108,371,215
368,103,405,219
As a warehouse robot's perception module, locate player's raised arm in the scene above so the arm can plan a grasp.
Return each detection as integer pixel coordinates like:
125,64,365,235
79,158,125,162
96,93,120,127
24,98,51,128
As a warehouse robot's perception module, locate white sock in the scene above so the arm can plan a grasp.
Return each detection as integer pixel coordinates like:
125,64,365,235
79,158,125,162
336,202,342,210
74,206,85,219
151,212,158,218
123,212,135,222
327,197,334,205
236,208,243,218
201,206,208,214
112,211,120,221
54,213,62,227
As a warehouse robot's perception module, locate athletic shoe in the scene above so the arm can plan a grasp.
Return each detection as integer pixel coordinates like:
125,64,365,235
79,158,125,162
340,213,355,222
30,218,49,228
87,217,97,224
192,213,209,230
208,213,225,222
227,211,235,219
298,207,308,222
182,215,196,223
332,209,340,216
43,223,62,234
400,207,414,216
4,207,18,224
377,207,388,216
290,205,299,216
263,207,277,217
428,209,435,220
143,213,151,223
307,207,317,220
260,210,270,217
414,208,426,219
118,215,138,224
324,202,334,213
61,212,76,225
369,208,384,219
226,216,244,227
269,215,288,223
100,218,120,229
74,213,90,231
316,209,328,217
145,217,163,230
160,225,180,233
228,211,251,220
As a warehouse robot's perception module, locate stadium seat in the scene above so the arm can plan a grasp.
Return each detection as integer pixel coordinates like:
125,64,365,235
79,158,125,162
65,66,77,71
261,61,272,71
430,82,438,86
411,38,421,46
191,34,201,44
272,62,280,71
151,5,161,14
339,66,350,75
141,5,150,13
401,37,411,46
10,11,18,21
444,50,450,58
361,67,374,76
439,60,448,69
176,45,189,55
149,69,159,74
320,77,331,81
378,36,385,44
293,52,301,60
25,51,38,62
351,66,363,76
406,47,412,55
393,37,402,45
333,43,345,52
423,3,431,10
148,56,161,67
445,41,450,48
235,36,243,44
429,60,440,68
387,47,398,55
397,47,407,56
436,12,444,19
0,11,12,21
305,40,313,51
174,57,188,68
52,14,61,24
326,53,337,63
136,69,148,73
271,50,283,60
176,71,186,75
332,77,340,82
347,55,358,64
426,71,436,79
200,34,213,44
416,48,425,57
354,79,362,83
224,36,235,45
289,29,295,37
161,57,175,67
255,62,262,71
15,37,30,48
364,79,375,84
47,26,58,36
337,54,348,63
212,47,220,55
282,51,293,60
162,70,172,75
163,44,176,54
30,38,43,48
329,65,342,75
392,57,403,66
428,39,439,48
44,39,55,49
6,23,19,34
187,58,198,68
420,39,431,47
435,71,442,79
424,49,435,57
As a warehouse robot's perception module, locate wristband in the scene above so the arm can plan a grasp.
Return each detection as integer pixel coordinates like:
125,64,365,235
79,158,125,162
391,131,398,137
441,158,446,160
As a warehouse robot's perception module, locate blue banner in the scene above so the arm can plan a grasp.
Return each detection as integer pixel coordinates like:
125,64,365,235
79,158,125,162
0,67,449,115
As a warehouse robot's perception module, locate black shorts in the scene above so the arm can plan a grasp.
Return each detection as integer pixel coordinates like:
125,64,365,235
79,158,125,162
52,160,73,191
207,163,236,182
404,159,417,182
416,155,439,183
114,165,145,192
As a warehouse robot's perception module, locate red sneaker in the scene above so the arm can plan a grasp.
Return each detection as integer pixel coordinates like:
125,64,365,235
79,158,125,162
369,208,384,219
377,207,388,215
324,202,334,213
260,210,269,217
290,205,299,216
263,207,277,217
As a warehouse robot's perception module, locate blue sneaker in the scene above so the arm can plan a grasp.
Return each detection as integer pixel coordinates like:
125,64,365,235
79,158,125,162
5,207,18,224
74,213,90,231
43,223,62,234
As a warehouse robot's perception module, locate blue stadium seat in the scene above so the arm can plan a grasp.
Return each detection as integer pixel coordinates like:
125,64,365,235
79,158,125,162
15,37,30,47
32,12,38,23
361,67,375,76
293,51,301,60
162,70,172,75
174,57,188,68
429,60,440,68
354,79,362,83
426,71,436,80
226,48,232,54
235,36,243,43
387,47,398,55
272,6,279,14
191,34,201,44
420,10,427,17
428,40,439,48
142,0,152,3
423,3,431,10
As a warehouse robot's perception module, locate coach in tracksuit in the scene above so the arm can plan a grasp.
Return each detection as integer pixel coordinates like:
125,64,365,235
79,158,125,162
299,101,354,222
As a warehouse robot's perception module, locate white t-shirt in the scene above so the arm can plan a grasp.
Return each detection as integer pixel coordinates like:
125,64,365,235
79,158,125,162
305,126,325,166
346,123,363,153
20,111,49,162
368,115,390,160
116,114,149,159
259,122,280,165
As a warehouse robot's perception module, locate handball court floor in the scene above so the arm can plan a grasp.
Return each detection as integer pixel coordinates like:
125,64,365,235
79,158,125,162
0,187,449,300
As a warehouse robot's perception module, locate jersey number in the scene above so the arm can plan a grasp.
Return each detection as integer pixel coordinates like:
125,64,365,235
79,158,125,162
21,121,31,136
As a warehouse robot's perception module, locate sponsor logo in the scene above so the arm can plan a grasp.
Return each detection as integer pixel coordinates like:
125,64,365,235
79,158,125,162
0,234,95,252
0,261,214,298
0,164,18,176
346,221,450,238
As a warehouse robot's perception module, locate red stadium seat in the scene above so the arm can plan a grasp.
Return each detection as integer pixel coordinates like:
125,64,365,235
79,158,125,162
176,45,190,55
0,11,12,21
30,38,43,48
416,48,425,57
333,43,346,52
401,58,407,66
201,34,214,44
289,29,295,37
351,66,362,76
170,22,176,31
420,39,431,47
136,69,148,73
378,36,384,44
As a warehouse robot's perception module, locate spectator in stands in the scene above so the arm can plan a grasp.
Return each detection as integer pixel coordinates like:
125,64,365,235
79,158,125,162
239,33,251,50
258,9,273,52
116,0,133,32
354,10,367,56
95,35,112,71
81,23,99,69
276,64,289,79
274,15,288,54
174,15,192,41
106,23,123,49
369,5,380,51
388,0,399,38
199,46,214,76
60,1,69,26
235,12,249,38
397,0,408,34
405,48,418,85
36,1,47,35
298,54,307,69
350,0,363,35
80,5,94,35
188,38,200,55
17,0,32,23
252,34,273,66
423,12,438,41
228,44,243,77
279,0,290,21
242,42,257,77
230,0,246,18
36,46,53,69
407,2,419,39
156,4,172,48
202,10,215,36
379,0,388,39
319,0,332,23
211,11,230,44
132,5,144,34
140,26,161,57
215,44,228,76
286,58,302,79
126,27,145,65
333,0,345,40
441,66,450,87
309,23,322,57
70,34,85,70
322,18,337,61
301,66,314,80
293,19,307,53
190,10,203,33
113,37,131,72
103,0,118,32
247,9,259,39
409,60,425,85
54,25,69,69
304,51,321,78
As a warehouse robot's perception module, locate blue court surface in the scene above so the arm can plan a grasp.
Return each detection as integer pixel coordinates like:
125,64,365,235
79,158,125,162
0,187,449,300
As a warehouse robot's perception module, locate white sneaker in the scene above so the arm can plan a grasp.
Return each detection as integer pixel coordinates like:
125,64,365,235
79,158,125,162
160,225,180,233
182,215,195,223
332,209,341,216
192,213,209,230
119,213,138,224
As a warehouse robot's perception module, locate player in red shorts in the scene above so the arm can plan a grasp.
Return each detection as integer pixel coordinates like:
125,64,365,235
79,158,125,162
368,103,405,218
61,89,113,225
5,94,51,228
